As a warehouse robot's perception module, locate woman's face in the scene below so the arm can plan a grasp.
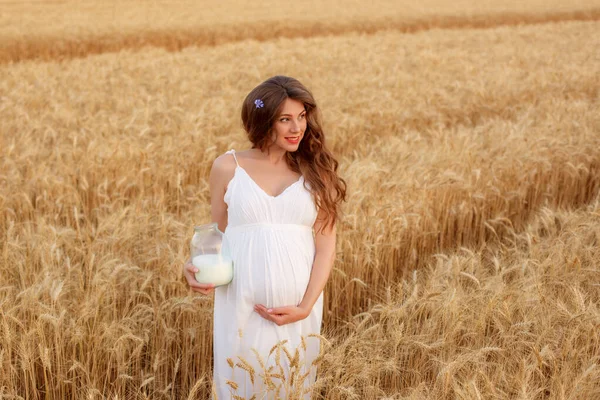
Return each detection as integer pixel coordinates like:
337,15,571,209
269,98,307,151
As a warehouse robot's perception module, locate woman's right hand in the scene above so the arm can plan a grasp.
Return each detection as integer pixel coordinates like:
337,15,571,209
183,259,215,295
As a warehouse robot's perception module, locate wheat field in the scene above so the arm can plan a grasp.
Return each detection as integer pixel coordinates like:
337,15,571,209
1,0,599,64
0,0,599,399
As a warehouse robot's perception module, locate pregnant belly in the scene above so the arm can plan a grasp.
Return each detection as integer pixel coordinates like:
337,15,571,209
236,247,313,307
225,228,316,307
247,261,311,307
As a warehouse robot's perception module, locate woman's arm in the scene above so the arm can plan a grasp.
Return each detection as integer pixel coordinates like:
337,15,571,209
209,155,230,233
298,209,336,314
183,154,232,295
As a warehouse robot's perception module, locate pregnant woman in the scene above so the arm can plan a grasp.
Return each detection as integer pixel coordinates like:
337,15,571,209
183,75,346,399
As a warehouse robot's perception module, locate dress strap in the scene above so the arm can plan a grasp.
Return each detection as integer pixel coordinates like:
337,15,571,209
225,149,239,167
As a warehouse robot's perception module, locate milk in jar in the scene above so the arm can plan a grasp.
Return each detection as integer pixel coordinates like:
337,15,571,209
192,254,233,286
190,222,233,287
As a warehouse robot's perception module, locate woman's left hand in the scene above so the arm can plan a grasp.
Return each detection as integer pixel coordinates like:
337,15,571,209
254,304,309,326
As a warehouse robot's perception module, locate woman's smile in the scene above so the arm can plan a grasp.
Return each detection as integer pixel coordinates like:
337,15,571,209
285,136,300,144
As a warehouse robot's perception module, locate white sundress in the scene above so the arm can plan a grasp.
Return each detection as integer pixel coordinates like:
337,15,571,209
212,149,324,400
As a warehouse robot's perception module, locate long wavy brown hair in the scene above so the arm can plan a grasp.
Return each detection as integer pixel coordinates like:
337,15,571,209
241,75,347,234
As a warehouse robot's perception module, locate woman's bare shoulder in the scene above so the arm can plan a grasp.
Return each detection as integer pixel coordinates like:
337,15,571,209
210,152,237,184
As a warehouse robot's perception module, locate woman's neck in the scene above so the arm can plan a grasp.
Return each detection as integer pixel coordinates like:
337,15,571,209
254,146,288,166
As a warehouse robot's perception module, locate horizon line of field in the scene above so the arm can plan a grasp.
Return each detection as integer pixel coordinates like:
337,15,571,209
1,8,598,65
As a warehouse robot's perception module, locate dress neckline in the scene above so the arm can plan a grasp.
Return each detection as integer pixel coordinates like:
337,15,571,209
236,165,304,199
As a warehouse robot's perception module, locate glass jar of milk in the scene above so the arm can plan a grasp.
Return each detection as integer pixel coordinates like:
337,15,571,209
190,223,233,287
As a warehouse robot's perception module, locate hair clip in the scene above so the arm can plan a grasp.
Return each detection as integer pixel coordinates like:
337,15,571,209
254,99,264,109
